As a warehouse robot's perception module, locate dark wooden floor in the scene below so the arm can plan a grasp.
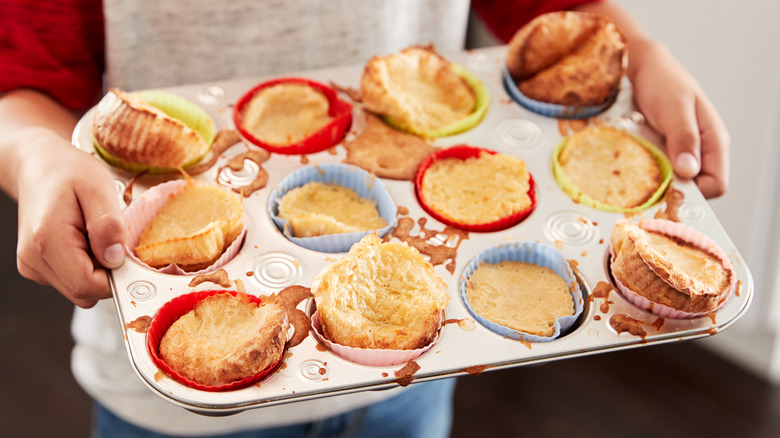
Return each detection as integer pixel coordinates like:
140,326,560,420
2,191,779,438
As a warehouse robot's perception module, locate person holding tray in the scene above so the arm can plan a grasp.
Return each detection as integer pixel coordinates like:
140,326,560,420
0,0,730,437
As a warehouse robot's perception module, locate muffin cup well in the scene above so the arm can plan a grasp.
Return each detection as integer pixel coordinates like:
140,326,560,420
268,163,396,253
460,242,584,342
310,311,441,367
123,180,246,275
552,130,673,213
381,63,489,138
609,219,736,319
233,77,352,155
146,290,283,392
92,90,216,174
502,66,616,119
415,145,536,232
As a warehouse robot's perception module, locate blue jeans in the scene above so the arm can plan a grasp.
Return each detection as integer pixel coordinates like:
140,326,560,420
94,379,455,438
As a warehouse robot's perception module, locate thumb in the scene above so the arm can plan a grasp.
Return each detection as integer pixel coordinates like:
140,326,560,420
660,109,702,180
79,178,127,269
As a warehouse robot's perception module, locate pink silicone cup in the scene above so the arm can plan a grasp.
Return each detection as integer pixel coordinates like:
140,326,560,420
310,312,441,367
609,219,736,319
146,290,284,392
123,180,246,275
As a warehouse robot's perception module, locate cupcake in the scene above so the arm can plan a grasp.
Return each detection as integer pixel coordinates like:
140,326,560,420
460,242,583,342
310,234,449,365
609,219,736,318
268,163,395,253
147,290,288,391
234,78,352,154
553,126,672,212
416,145,535,231
92,89,215,172
503,11,626,118
127,180,246,274
361,45,489,138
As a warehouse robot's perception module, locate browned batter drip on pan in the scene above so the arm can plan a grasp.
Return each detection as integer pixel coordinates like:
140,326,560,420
609,314,647,340
329,81,363,103
267,285,313,348
587,281,615,314
463,364,495,377
219,148,271,197
654,187,684,222
122,169,148,206
187,129,242,175
388,216,469,274
125,315,152,333
558,118,591,136
394,360,421,387
188,269,232,288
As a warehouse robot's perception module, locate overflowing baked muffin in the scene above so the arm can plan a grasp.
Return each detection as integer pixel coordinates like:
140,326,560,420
277,181,387,237
506,11,626,106
610,220,733,315
159,293,288,386
310,234,449,350
556,126,665,210
465,261,574,337
92,88,211,169
134,181,245,271
361,46,476,135
417,147,533,229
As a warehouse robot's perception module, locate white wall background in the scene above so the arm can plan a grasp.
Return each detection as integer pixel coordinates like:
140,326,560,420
470,0,780,381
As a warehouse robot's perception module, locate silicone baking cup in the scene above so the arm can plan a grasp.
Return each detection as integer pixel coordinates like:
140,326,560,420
501,66,617,119
609,219,737,319
268,163,396,253
146,290,284,391
415,145,536,232
382,63,490,138
123,180,246,275
310,309,441,367
233,77,352,155
460,242,584,342
92,90,216,174
552,131,673,213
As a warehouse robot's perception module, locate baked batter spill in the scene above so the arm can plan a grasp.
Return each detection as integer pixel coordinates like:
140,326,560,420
218,148,271,197
394,360,421,387
588,281,615,314
267,285,313,348
187,129,242,175
654,187,684,222
609,314,647,340
388,216,469,274
122,169,148,206
558,118,590,136
188,269,232,288
125,315,152,333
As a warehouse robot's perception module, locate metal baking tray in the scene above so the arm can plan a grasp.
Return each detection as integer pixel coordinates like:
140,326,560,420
72,46,753,414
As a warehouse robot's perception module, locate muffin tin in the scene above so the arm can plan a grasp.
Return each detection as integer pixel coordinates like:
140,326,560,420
72,46,753,414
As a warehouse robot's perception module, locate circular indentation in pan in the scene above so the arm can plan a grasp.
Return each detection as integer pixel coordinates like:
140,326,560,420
197,85,226,104
127,280,156,301
466,51,490,70
678,203,706,221
299,360,329,381
544,212,599,246
496,119,542,150
218,158,259,189
252,253,302,290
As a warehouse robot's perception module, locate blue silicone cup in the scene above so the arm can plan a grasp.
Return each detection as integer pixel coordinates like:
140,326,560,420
502,66,616,119
268,163,397,253
459,242,584,342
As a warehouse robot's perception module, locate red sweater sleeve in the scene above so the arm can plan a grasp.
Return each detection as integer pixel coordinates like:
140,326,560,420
471,0,604,43
0,0,105,111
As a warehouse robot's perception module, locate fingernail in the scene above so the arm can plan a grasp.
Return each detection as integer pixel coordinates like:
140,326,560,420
676,152,700,177
104,243,125,268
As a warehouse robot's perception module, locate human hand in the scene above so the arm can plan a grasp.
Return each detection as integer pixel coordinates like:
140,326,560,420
15,127,126,308
627,39,730,198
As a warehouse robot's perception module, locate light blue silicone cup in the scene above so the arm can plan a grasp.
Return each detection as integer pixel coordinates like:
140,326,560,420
268,163,396,253
459,241,584,342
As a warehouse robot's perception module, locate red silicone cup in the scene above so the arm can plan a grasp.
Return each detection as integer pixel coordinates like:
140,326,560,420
233,77,353,155
147,290,283,392
415,145,537,232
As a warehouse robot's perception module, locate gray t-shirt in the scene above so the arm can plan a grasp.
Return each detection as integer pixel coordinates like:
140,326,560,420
71,0,470,435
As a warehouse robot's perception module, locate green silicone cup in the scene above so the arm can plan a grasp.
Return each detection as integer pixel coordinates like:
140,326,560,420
382,63,490,138
92,90,216,174
552,130,673,213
